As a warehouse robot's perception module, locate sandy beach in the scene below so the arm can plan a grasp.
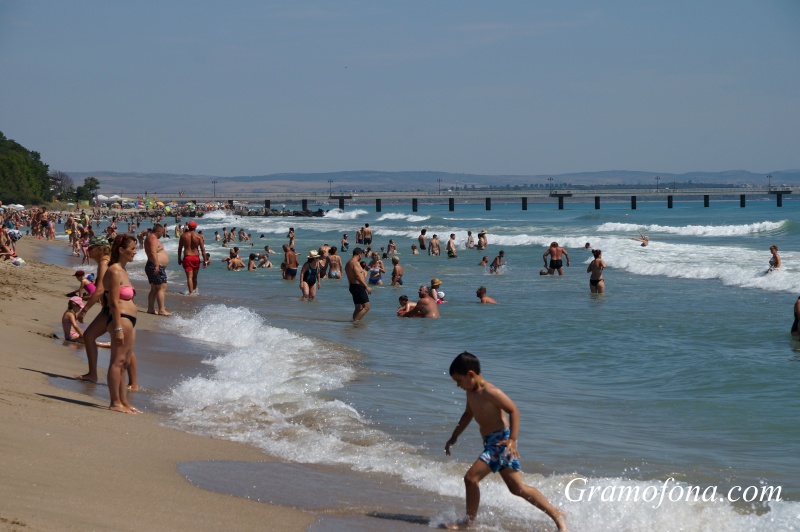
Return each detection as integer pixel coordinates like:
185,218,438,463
0,238,314,531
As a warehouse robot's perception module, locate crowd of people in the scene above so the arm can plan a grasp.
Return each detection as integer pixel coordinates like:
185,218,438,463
3,200,796,531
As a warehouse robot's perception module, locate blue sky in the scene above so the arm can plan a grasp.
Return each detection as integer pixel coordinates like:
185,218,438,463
1,1,798,176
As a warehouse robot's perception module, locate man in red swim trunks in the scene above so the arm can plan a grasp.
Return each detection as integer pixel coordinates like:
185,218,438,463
177,220,209,294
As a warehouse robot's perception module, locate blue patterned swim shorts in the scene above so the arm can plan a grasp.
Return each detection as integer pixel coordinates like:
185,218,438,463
478,427,521,473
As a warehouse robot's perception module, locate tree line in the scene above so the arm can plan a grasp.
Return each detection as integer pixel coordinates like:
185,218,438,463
0,131,99,205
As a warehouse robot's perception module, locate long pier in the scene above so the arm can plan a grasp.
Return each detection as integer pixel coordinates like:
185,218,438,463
110,186,796,211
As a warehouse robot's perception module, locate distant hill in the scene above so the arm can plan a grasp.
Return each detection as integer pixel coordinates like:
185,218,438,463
64,169,800,195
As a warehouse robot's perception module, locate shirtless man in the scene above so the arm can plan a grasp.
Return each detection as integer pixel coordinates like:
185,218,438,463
362,223,373,247
403,285,440,318
283,244,299,280
476,286,497,304
429,234,441,256
145,224,171,315
446,234,458,258
391,256,404,286
177,220,209,294
345,247,372,322
490,251,505,274
418,228,428,251
543,242,570,276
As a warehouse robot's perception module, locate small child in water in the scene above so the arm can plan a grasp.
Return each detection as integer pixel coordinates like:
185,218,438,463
444,352,566,531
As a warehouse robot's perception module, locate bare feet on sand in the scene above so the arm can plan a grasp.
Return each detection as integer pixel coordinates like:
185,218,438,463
73,374,98,383
441,518,471,530
108,405,140,414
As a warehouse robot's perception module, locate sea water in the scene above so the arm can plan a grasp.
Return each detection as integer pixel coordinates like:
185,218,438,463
58,198,800,530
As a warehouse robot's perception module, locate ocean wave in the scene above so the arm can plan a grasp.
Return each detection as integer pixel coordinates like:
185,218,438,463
155,305,798,531
376,213,430,223
598,220,788,237
323,209,369,220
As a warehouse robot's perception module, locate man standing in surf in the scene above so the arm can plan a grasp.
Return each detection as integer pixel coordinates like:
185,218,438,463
177,220,209,294
345,247,372,322
145,223,171,315
543,242,570,276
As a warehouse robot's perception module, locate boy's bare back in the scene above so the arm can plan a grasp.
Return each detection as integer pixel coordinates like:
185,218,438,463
464,379,514,438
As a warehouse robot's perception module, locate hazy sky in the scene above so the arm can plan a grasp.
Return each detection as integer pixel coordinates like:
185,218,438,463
1,1,798,177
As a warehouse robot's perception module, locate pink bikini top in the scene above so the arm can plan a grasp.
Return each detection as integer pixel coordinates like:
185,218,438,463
118,285,135,301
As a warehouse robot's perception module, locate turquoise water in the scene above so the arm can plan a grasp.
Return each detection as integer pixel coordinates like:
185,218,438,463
57,198,800,530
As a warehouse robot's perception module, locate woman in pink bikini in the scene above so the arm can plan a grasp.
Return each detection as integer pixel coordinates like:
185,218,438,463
103,234,140,414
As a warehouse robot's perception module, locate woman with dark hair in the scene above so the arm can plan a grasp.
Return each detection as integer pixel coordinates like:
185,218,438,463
103,234,140,413
74,236,138,389
587,249,606,294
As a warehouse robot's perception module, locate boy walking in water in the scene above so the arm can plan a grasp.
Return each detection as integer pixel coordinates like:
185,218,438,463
444,352,566,531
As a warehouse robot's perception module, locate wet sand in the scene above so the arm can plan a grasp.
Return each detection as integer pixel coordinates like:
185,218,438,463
0,237,314,531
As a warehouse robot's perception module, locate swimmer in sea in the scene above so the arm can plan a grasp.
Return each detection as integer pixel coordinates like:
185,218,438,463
768,244,781,272
587,249,606,294
632,230,649,247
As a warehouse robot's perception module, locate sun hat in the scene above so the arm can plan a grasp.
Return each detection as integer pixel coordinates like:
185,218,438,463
479,229,487,234
69,296,85,309
87,235,109,248
73,270,86,277
430,278,442,287
308,250,320,259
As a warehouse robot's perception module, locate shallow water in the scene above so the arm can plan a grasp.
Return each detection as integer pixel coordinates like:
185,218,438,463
50,198,800,530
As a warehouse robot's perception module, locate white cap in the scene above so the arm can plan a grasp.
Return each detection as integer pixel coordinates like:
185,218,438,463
437,291,445,299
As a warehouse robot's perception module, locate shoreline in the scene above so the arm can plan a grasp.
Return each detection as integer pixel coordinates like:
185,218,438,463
0,237,315,531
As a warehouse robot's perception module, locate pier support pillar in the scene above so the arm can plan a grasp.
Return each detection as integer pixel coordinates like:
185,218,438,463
522,197,528,210
301,199,308,211
668,195,673,209
375,198,382,212
338,197,345,210
449,198,454,211
485,198,491,211
777,193,783,207
412,198,418,212
740,194,746,208
631,196,637,210
558,196,564,210
704,195,710,207
595,196,600,210
264,200,270,210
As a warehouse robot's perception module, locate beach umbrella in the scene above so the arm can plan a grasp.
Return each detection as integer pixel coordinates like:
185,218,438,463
156,201,165,207
96,194,109,201
66,202,75,206
109,194,122,201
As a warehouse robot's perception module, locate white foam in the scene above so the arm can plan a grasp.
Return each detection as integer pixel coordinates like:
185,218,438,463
156,304,798,529
323,208,368,220
598,220,788,237
376,213,431,223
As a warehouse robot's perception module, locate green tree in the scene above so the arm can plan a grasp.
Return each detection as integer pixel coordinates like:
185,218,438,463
0,131,51,204
84,176,100,197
